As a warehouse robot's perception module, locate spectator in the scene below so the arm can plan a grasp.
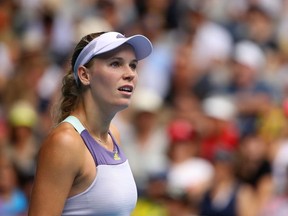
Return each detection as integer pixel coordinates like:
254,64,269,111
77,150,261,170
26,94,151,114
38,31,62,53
200,149,256,216
200,95,239,161
1,0,288,214
7,100,38,180
235,134,274,214
7,100,39,202
225,40,275,138
0,150,28,216
260,166,288,216
166,118,214,214
120,88,169,194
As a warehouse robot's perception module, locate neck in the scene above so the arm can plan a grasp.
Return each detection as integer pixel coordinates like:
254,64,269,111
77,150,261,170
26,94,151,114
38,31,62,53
72,97,115,140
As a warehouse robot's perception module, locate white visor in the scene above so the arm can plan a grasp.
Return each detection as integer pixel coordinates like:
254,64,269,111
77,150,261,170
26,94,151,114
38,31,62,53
73,32,153,83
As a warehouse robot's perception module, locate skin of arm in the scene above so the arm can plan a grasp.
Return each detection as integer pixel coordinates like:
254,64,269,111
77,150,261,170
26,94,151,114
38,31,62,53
28,124,85,216
237,184,258,216
28,122,121,216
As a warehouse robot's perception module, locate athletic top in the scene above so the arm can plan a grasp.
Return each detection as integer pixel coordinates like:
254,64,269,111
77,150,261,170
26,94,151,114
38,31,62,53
61,116,137,216
200,184,239,216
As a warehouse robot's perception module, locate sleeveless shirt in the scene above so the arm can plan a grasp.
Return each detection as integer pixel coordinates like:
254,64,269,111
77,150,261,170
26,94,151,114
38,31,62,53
200,184,239,216
61,116,137,216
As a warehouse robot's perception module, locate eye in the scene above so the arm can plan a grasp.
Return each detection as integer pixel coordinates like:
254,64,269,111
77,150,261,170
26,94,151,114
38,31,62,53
110,61,121,68
130,62,138,71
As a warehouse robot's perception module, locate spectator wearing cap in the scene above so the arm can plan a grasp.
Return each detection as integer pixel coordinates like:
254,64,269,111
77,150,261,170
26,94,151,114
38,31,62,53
7,100,39,202
199,95,240,161
225,40,275,138
7,100,38,178
166,118,214,214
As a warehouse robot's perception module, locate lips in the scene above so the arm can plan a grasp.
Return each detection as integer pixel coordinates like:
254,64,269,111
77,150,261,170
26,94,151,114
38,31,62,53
118,85,133,93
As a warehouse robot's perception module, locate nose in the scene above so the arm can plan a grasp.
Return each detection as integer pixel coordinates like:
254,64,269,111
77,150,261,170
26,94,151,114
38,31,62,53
123,66,136,81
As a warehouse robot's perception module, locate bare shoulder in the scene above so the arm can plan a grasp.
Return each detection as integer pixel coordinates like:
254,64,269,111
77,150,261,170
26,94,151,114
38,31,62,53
29,122,86,215
41,122,83,152
109,124,121,145
37,122,85,172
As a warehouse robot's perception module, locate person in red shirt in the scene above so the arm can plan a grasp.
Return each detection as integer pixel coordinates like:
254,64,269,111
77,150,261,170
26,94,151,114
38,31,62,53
200,95,239,161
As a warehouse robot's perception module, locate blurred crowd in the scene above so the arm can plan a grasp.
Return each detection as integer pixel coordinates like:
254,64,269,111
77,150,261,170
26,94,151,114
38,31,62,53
1,0,288,215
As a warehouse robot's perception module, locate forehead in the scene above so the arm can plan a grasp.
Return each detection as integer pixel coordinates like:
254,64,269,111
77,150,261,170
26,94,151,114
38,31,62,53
93,43,136,60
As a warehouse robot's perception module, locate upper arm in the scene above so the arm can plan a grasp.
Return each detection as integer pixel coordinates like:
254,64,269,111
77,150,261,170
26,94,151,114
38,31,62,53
237,185,257,216
28,126,82,216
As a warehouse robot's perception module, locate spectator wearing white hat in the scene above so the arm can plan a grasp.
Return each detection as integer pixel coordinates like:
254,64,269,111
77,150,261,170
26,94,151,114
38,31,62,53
199,95,240,161
166,118,214,214
225,40,275,137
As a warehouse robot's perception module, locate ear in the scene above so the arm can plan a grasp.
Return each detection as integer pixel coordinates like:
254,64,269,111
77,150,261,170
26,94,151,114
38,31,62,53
78,66,90,86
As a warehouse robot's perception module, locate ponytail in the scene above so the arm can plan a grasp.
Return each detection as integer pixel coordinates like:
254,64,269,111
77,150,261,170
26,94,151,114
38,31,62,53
54,32,106,123
56,71,80,123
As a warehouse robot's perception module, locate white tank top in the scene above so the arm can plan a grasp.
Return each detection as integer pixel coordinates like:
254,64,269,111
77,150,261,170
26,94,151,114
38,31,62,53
61,116,137,216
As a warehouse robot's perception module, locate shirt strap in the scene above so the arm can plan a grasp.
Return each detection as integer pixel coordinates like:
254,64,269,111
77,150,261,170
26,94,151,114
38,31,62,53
62,115,85,134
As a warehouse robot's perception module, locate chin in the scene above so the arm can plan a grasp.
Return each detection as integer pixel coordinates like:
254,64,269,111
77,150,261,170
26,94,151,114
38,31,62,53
110,98,131,112
115,102,130,112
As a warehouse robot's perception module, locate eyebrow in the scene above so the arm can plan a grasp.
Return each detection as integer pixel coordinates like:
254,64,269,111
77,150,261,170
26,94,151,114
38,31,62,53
108,56,138,63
